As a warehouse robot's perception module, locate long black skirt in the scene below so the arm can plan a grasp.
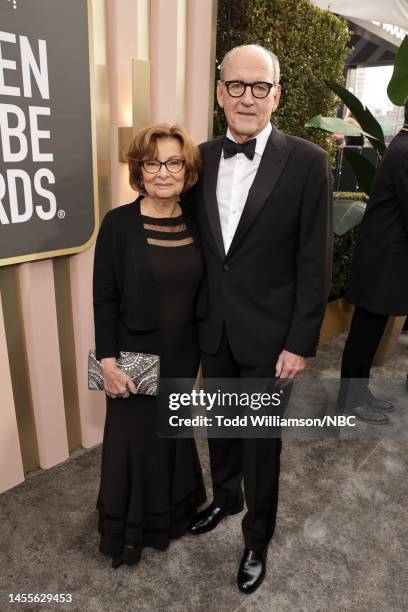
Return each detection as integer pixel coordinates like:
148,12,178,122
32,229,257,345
96,327,206,565
97,394,206,565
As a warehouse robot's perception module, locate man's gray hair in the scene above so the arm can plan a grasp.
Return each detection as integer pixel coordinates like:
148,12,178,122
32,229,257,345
219,44,280,85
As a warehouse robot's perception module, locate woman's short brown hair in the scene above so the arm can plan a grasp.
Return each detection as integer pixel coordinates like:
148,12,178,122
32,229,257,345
127,123,201,194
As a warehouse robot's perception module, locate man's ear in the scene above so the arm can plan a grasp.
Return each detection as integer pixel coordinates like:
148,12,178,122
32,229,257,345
216,80,224,108
272,84,282,112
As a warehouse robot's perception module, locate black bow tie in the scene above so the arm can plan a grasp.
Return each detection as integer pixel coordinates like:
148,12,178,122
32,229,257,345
223,137,257,160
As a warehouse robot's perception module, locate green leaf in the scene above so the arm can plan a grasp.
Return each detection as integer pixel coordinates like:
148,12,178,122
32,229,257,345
325,80,386,156
305,116,384,145
387,35,408,106
343,148,376,196
333,199,366,236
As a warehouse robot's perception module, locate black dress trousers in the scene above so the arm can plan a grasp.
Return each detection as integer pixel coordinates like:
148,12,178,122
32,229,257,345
201,327,287,552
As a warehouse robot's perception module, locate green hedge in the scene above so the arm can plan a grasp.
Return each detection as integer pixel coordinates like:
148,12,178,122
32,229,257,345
214,0,351,162
330,192,367,301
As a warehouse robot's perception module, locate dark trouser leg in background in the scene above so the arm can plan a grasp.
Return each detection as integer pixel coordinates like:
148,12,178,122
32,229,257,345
338,306,389,409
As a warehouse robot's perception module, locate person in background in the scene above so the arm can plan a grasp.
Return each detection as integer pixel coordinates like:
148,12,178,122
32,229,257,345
343,110,365,147
93,124,206,568
338,99,408,423
333,110,365,149
187,44,333,594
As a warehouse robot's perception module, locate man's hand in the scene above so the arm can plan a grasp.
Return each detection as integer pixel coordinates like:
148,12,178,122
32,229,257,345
275,349,306,379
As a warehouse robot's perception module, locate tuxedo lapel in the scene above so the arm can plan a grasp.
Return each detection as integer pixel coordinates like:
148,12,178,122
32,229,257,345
227,127,291,258
202,137,225,259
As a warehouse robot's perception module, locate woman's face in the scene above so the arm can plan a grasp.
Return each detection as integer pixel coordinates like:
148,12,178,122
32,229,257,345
141,137,185,201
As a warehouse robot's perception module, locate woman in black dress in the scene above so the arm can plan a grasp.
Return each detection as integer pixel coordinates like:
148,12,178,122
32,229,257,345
93,124,206,568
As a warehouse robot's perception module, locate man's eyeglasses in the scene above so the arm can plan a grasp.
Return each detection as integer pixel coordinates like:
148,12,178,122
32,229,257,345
140,158,185,174
223,80,274,99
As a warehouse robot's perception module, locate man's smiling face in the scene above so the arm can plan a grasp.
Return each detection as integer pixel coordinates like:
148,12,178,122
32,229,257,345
217,46,281,143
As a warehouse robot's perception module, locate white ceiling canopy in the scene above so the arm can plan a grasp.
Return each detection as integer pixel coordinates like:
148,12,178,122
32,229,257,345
311,0,408,31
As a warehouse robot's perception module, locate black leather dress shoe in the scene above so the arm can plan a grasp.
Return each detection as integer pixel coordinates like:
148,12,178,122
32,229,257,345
366,393,394,412
187,502,243,535
344,403,390,424
237,547,267,594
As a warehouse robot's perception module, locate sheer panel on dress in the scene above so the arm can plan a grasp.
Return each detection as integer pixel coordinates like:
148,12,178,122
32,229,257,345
142,215,194,247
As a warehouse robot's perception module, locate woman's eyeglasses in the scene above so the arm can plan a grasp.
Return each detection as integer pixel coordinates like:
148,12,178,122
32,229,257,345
140,158,185,174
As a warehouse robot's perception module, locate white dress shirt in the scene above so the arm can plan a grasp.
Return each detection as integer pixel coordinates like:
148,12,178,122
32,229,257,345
216,122,272,253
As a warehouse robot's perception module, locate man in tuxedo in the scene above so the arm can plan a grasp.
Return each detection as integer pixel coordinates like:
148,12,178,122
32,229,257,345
338,99,408,423
187,44,332,593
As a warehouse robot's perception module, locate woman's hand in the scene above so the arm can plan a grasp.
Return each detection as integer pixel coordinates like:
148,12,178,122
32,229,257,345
101,357,138,399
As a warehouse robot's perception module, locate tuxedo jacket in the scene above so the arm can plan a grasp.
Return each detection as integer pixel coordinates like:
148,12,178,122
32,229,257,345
192,125,333,365
346,129,408,315
93,195,204,361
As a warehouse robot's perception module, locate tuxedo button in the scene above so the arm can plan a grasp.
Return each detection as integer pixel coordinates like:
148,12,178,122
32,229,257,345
223,264,230,271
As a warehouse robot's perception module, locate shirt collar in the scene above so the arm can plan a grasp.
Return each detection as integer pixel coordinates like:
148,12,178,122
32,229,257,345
226,122,272,157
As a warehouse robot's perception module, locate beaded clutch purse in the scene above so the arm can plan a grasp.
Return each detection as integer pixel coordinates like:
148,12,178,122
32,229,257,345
88,351,160,396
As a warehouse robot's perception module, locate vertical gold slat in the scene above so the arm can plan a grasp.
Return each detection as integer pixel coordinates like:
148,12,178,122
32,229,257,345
53,257,82,452
92,0,109,218
94,61,111,220
0,267,39,472
0,291,24,492
132,58,151,134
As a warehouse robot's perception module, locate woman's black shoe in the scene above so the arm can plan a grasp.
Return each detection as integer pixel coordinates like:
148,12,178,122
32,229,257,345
111,555,123,569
